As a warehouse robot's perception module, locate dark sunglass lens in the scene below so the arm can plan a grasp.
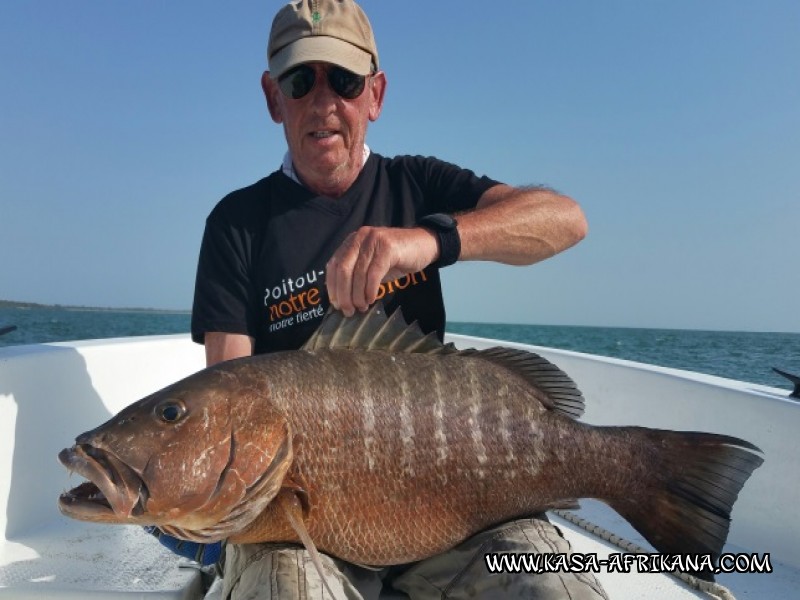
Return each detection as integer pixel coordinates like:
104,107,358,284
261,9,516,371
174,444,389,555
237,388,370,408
329,67,366,99
278,65,316,99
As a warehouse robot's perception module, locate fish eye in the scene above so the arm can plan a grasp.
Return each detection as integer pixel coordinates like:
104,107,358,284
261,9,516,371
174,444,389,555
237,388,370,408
155,400,186,423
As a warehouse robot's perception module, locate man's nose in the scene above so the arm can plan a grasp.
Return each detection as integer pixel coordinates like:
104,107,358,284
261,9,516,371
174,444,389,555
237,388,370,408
308,68,339,110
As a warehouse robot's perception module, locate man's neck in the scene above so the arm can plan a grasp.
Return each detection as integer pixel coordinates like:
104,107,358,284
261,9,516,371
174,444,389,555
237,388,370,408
281,145,371,197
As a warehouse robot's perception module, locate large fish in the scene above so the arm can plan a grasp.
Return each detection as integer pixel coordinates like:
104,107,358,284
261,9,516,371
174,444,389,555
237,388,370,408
58,305,763,574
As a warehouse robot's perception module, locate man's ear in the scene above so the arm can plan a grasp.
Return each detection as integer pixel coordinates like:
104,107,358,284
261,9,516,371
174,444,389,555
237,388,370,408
262,71,283,123
368,71,387,122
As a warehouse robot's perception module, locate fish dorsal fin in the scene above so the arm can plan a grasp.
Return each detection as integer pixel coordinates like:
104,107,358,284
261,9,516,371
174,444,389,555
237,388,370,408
460,347,586,419
302,304,454,355
303,305,582,418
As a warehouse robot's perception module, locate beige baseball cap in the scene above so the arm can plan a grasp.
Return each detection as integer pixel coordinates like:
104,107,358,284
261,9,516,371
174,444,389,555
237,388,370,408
268,0,379,79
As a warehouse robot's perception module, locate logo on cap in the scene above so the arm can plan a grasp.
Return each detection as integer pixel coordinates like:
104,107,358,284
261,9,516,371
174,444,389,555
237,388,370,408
268,0,379,79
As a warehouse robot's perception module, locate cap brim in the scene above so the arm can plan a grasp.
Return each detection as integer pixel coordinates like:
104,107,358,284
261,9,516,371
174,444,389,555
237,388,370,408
269,36,373,78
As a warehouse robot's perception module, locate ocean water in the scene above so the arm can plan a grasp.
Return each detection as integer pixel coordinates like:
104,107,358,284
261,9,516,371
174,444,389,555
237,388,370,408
447,321,800,392
0,306,191,345
1,305,799,392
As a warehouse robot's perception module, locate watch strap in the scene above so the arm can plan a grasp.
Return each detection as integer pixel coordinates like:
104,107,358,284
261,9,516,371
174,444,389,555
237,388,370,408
418,213,461,269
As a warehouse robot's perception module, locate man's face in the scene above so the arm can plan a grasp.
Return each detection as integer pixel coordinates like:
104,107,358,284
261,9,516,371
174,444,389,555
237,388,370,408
263,62,386,198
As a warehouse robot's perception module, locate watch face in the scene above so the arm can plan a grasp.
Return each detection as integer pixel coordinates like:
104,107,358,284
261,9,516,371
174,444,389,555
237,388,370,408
422,213,456,230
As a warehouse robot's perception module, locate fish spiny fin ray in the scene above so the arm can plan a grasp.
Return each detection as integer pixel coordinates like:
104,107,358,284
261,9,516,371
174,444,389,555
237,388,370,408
276,489,341,600
302,303,453,354
460,347,586,419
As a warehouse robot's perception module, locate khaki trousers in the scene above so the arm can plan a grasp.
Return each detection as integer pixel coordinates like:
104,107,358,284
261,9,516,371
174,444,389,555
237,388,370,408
221,516,609,600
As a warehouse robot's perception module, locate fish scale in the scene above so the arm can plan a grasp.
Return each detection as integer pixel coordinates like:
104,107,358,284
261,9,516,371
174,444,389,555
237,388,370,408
231,349,617,564
58,305,764,578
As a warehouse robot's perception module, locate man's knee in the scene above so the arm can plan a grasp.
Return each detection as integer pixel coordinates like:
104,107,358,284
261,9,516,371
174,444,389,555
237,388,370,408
222,543,384,600
390,516,609,600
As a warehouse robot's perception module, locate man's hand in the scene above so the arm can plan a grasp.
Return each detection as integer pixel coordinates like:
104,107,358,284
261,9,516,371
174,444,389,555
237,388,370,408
325,185,587,317
326,226,439,316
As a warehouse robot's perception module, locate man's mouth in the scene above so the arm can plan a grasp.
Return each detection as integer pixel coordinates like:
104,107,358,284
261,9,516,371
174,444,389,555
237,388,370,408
311,131,336,139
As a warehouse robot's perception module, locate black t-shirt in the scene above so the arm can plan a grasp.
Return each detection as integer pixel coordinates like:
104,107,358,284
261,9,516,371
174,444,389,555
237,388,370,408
191,153,499,354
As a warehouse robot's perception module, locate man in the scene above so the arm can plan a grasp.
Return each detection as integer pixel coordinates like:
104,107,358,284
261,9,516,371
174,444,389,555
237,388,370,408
190,1,603,598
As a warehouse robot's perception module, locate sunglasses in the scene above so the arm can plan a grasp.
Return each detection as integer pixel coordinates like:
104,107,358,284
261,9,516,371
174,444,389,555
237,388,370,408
277,64,368,100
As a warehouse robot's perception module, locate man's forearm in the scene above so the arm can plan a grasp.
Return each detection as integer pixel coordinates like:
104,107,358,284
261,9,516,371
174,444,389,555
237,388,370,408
205,332,254,367
324,184,587,316
456,184,587,265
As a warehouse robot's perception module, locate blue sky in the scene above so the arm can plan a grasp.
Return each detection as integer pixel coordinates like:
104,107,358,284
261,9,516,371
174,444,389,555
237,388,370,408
1,1,798,332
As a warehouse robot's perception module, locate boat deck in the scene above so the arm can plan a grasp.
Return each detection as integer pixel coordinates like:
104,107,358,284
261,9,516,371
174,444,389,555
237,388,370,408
553,501,800,600
2,504,798,599
2,334,798,598
0,522,200,599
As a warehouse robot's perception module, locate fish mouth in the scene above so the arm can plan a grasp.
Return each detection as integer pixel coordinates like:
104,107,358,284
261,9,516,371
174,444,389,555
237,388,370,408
58,444,147,523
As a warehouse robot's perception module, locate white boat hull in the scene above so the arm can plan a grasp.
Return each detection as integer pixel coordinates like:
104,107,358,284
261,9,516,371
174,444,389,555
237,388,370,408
1,333,797,598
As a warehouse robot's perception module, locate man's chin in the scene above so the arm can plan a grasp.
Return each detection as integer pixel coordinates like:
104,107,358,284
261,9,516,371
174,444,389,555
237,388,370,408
295,155,361,196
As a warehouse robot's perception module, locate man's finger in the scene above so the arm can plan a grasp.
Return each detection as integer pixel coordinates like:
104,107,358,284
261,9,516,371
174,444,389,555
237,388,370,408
326,234,358,315
350,238,377,312
364,251,393,306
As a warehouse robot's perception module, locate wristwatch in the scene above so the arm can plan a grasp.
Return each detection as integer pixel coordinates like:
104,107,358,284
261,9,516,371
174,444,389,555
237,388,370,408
418,213,461,269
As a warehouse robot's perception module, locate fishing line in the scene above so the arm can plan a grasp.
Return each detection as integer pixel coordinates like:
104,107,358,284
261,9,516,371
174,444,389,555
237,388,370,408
552,510,737,600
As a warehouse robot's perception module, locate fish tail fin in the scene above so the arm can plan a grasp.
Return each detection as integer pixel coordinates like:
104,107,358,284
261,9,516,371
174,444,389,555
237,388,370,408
607,430,763,579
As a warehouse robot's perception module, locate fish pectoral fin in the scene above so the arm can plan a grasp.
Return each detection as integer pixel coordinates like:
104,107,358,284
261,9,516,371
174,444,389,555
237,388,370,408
280,475,311,517
275,489,340,600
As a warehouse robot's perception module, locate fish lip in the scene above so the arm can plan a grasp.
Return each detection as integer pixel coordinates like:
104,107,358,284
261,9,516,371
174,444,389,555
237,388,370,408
58,444,146,522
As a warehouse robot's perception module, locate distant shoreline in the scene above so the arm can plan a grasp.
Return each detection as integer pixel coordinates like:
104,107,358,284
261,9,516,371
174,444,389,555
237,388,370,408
2,299,797,336
0,299,190,315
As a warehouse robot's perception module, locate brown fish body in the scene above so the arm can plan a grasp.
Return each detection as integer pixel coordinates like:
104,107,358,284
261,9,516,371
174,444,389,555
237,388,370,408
228,348,603,564
58,306,763,570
